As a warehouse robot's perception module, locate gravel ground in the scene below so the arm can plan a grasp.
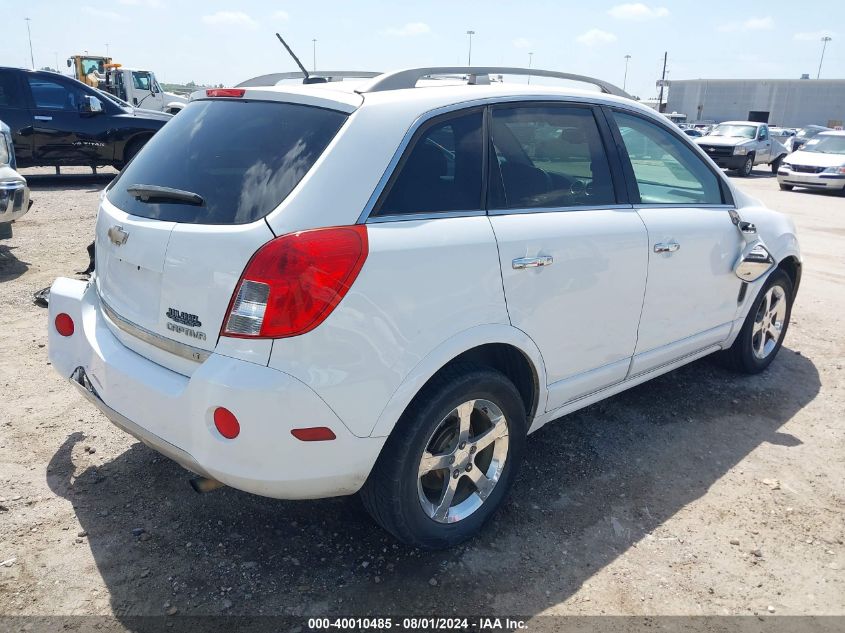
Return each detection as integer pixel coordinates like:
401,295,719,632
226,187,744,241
0,166,843,625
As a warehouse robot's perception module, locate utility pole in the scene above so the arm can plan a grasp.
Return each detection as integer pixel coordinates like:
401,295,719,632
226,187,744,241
466,30,475,66
106,43,110,57
623,54,631,92
657,51,668,113
25,18,35,69
312,39,317,71
527,52,533,84
817,36,832,79
53,51,59,72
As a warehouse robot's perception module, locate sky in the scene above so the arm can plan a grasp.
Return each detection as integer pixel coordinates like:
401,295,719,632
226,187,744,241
1,0,841,100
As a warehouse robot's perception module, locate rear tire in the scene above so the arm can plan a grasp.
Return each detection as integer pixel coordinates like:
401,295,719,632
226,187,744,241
719,270,793,374
0,222,12,240
779,184,793,191
120,136,150,168
770,155,784,174
360,363,527,550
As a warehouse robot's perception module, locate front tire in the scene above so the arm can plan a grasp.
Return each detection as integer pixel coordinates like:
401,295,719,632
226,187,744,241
720,270,793,374
361,364,526,549
738,154,754,177
779,183,794,191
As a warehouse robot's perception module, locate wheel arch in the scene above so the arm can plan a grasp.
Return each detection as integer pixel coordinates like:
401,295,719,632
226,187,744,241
369,324,548,438
121,132,155,163
776,254,802,299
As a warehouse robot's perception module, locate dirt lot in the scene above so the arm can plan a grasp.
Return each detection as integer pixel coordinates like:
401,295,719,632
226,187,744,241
1,167,843,626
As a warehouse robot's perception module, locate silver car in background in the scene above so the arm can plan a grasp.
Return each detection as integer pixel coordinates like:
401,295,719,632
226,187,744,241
777,130,845,193
0,120,31,239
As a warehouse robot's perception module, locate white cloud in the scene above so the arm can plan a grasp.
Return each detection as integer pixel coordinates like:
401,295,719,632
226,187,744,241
794,30,835,41
718,16,774,33
382,22,431,37
512,37,532,49
608,3,669,20
202,11,257,29
82,6,127,21
271,10,289,21
576,29,617,46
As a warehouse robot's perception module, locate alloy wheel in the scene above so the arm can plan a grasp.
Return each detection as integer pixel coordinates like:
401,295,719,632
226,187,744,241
751,285,787,360
417,399,509,524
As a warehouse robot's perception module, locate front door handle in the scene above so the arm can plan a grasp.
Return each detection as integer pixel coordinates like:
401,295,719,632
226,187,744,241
512,255,554,270
654,242,680,254
34,115,53,121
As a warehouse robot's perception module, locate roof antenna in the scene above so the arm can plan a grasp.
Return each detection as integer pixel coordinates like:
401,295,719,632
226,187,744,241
275,33,326,84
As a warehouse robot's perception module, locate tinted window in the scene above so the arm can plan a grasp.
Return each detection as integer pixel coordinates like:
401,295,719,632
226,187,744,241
490,106,615,209
0,72,25,108
107,99,347,225
28,76,83,111
375,110,483,215
614,112,723,205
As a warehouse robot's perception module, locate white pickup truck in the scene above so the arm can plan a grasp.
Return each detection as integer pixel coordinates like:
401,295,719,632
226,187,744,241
695,121,789,177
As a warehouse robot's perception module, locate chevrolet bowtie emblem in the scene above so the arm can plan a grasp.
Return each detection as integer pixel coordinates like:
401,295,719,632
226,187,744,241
107,225,129,246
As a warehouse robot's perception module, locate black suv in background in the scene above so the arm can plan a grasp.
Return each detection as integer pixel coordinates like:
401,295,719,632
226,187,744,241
0,67,171,170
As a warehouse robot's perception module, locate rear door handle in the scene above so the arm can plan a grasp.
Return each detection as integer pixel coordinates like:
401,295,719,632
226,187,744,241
34,115,53,121
654,242,680,254
512,255,553,270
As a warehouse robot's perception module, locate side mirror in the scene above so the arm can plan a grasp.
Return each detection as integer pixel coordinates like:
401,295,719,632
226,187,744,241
735,242,774,282
66,59,72,68
81,95,103,114
739,221,757,235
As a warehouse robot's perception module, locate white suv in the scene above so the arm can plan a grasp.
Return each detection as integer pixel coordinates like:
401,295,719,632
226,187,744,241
48,67,801,549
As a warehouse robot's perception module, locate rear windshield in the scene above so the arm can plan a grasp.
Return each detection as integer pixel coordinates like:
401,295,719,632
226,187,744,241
107,99,348,224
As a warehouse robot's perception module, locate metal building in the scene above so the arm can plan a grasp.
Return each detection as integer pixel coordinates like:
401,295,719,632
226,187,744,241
666,79,845,128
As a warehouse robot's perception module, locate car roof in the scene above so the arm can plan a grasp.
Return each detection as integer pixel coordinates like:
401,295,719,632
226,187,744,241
818,130,845,136
201,80,653,120
719,121,761,126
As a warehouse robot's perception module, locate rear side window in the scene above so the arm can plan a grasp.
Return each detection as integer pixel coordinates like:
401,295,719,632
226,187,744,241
490,105,616,209
374,110,483,216
613,111,723,205
0,71,25,108
107,100,348,224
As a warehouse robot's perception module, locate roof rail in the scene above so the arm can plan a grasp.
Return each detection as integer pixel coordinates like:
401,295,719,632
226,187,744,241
236,71,382,88
360,67,630,98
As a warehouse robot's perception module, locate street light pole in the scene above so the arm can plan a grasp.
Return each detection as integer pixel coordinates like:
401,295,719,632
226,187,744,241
527,52,533,84
106,43,110,57
623,54,631,92
312,39,317,71
24,18,35,69
466,30,475,66
817,36,832,79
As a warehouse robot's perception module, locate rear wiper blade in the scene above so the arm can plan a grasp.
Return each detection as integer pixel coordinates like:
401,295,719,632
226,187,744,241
126,184,204,206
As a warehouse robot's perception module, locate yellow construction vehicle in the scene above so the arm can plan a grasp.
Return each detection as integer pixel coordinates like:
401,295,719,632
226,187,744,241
67,55,113,87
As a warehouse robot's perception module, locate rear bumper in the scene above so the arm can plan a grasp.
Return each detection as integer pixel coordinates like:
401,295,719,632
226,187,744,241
48,277,384,499
777,170,845,191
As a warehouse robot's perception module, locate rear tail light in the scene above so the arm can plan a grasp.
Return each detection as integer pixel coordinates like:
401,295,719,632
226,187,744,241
205,88,246,98
222,225,368,339
55,313,75,337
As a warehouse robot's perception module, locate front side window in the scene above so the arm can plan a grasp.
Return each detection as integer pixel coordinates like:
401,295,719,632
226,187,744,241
28,76,83,111
613,111,723,205
132,72,152,91
374,110,483,216
490,105,615,209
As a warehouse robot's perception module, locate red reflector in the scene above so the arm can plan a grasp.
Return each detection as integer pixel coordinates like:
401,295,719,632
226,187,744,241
222,225,368,339
291,427,337,442
55,313,75,337
205,88,246,98
213,407,240,439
